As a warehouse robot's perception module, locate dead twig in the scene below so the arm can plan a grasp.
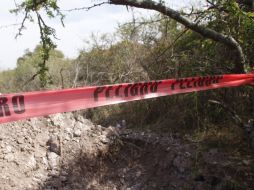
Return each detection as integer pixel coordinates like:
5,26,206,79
208,100,244,127
62,2,108,12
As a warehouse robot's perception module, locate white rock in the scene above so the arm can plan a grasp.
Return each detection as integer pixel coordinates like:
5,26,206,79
47,152,60,170
0,142,5,148
76,121,91,132
49,114,65,126
4,154,14,162
74,129,82,137
25,155,37,170
17,138,24,144
3,145,13,154
42,157,49,168
83,119,94,126
100,135,110,144
64,127,72,134
75,115,85,123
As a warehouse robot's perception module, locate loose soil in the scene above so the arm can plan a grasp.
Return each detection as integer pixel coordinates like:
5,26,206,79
0,113,253,190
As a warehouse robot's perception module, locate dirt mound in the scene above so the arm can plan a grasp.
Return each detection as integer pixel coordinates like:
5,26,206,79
0,113,254,190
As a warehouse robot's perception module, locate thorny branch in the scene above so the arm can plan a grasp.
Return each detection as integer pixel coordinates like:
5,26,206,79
62,2,108,12
0,23,22,30
15,11,29,38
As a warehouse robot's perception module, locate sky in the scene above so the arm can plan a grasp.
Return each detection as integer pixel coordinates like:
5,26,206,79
0,0,203,70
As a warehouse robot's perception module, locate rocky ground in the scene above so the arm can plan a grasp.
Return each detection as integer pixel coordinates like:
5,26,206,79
0,113,254,190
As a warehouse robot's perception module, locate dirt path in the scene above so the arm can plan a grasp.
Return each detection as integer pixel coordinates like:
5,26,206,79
0,113,253,190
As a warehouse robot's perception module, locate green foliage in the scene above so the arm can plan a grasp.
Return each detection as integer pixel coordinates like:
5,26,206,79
83,13,254,131
10,0,65,87
9,0,254,84
2,4,254,135
203,1,254,69
0,46,71,93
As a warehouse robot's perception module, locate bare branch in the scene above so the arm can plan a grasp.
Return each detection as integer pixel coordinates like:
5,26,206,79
60,68,65,89
208,100,244,127
72,60,80,88
0,23,21,30
21,72,40,89
62,2,108,12
15,11,28,38
155,28,189,63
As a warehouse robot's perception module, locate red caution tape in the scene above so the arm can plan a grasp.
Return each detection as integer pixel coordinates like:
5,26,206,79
0,72,254,124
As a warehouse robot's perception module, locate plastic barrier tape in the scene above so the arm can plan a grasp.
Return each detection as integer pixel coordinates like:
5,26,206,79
0,72,254,124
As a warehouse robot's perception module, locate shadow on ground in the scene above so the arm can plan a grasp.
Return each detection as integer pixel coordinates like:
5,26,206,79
39,129,254,190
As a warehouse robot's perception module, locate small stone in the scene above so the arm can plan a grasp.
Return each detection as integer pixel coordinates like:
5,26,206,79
97,125,102,130
20,144,31,152
25,155,37,170
73,138,80,143
83,119,94,126
47,152,60,170
37,133,50,147
4,154,14,162
3,145,13,154
64,135,71,141
49,170,60,176
34,173,46,181
74,129,82,137
75,115,85,123
100,135,110,144
64,127,72,134
0,142,5,148
75,121,84,129
17,138,24,144
42,157,49,168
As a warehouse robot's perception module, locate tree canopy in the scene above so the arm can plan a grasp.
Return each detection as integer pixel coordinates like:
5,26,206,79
9,0,254,86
